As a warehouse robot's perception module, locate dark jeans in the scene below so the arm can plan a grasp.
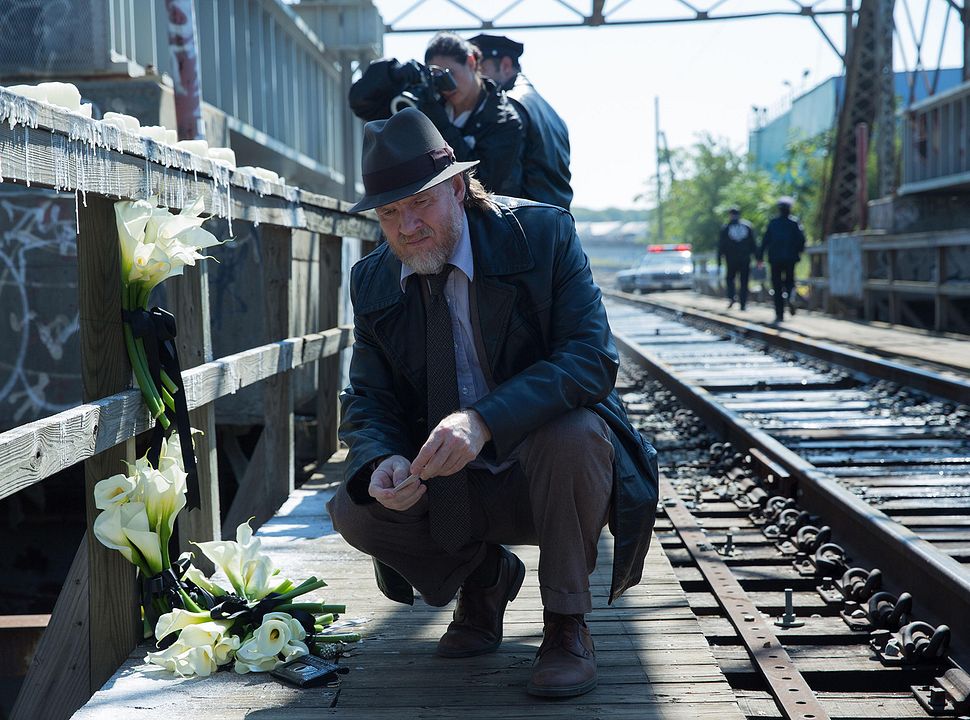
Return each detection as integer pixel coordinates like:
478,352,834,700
770,262,797,320
725,261,750,307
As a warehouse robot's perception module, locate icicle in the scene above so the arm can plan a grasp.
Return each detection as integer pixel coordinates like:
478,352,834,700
226,175,233,237
24,126,30,187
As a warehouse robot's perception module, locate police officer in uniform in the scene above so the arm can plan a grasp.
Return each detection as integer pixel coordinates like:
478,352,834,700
757,196,806,323
717,206,757,310
469,33,573,209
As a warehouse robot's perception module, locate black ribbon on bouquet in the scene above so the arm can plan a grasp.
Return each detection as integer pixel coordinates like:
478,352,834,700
123,306,200,510
210,593,316,637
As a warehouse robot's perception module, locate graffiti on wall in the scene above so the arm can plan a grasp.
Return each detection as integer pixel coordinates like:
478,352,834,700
0,186,80,428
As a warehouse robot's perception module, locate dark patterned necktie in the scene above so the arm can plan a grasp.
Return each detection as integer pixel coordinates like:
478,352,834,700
424,266,472,553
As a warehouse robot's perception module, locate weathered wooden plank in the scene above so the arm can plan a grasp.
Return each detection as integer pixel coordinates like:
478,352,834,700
316,233,342,462
0,326,353,502
221,430,269,537
167,266,221,558
76,195,140,695
72,456,746,720
11,537,90,720
736,689,932,719
261,224,295,512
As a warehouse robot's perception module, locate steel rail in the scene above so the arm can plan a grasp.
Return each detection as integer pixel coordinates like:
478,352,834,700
608,292,970,405
660,476,831,720
616,331,970,670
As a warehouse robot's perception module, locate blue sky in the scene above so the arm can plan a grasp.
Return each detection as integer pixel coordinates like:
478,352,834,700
366,1,966,209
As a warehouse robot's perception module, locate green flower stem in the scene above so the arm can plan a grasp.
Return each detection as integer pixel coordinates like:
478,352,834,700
314,614,335,627
311,632,361,643
123,324,167,424
274,579,294,595
276,602,343,614
275,578,328,601
177,586,203,613
160,386,176,413
160,370,179,395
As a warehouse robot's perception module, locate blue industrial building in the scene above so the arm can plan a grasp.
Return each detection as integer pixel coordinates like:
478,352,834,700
748,68,966,173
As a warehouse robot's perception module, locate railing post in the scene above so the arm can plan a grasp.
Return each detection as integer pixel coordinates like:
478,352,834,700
168,264,221,560
262,224,295,509
316,233,343,461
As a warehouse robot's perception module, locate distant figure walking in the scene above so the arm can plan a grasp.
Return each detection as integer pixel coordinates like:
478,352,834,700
717,206,756,310
469,33,573,209
757,196,806,323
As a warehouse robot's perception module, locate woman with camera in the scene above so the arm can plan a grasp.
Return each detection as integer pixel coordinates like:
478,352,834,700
348,32,524,197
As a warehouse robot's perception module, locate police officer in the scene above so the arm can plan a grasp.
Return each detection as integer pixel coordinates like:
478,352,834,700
757,196,806,323
717,206,757,310
469,33,573,209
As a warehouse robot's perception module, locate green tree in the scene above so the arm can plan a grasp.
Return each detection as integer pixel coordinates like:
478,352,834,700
772,130,831,244
660,134,743,253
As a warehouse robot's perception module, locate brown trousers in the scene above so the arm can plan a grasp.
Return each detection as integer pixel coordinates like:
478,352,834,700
327,408,614,615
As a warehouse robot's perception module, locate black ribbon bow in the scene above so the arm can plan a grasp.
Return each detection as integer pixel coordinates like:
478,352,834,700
123,306,200,510
210,593,317,638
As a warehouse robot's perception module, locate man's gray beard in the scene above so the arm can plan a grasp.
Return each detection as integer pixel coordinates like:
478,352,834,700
405,242,451,275
394,211,462,276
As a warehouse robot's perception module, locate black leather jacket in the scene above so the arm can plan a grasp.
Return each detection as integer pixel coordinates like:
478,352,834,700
717,219,757,265
349,59,524,196
338,198,659,604
502,73,573,209
758,215,806,265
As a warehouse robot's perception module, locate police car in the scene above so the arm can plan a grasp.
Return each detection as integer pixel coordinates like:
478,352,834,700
615,244,693,293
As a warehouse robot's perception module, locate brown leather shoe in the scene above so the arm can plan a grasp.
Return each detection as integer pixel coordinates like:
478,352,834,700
527,613,597,698
436,547,525,658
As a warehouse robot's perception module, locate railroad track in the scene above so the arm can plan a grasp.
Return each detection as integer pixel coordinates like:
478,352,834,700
606,296,970,719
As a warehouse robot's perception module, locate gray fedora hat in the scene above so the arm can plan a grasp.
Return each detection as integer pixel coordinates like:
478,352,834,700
349,107,479,213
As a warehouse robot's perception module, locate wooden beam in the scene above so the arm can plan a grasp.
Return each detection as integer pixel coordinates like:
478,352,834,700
76,195,140,695
316,234,343,462
261,224,295,512
221,432,270,537
0,326,353,502
10,537,90,720
167,265,221,564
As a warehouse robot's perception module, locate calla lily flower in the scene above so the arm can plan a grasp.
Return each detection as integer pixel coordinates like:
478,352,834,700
193,520,287,601
233,612,308,674
154,608,214,643
93,473,137,510
146,619,236,677
182,565,227,597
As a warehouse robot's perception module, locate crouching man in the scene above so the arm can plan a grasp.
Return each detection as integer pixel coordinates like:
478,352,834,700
328,107,658,698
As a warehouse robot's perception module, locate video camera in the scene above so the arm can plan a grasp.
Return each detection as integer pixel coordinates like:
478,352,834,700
390,61,457,114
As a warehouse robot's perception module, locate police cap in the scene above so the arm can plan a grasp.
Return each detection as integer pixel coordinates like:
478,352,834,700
468,33,525,60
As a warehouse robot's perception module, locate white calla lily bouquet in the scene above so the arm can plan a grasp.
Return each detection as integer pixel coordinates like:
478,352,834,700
94,439,359,678
92,197,359,677
115,196,223,428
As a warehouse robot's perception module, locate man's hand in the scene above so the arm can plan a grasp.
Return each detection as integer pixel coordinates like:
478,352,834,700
411,410,491,480
368,454,426,511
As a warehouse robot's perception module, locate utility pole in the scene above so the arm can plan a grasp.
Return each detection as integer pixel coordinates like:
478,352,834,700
655,96,664,243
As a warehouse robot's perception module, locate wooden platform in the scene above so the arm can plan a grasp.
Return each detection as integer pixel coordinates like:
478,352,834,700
73,451,744,719
646,290,970,376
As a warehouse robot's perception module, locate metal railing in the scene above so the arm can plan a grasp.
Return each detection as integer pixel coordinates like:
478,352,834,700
900,78,970,194
0,0,381,187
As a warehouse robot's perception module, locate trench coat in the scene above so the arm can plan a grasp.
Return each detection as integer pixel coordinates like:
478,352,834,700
337,198,659,604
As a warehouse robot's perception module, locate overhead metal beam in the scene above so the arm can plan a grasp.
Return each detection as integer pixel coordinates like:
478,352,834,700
382,0,854,34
